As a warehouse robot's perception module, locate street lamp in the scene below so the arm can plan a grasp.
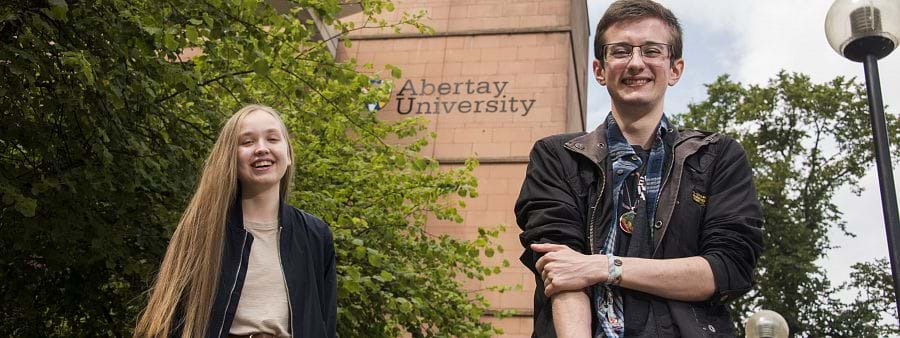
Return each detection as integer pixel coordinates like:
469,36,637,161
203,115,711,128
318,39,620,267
745,310,789,338
825,0,900,322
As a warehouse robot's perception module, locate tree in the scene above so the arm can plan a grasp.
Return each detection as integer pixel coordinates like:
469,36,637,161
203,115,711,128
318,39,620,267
0,0,507,336
826,259,900,336
678,72,900,336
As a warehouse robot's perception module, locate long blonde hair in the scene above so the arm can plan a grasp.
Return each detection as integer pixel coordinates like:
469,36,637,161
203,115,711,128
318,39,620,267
135,105,294,337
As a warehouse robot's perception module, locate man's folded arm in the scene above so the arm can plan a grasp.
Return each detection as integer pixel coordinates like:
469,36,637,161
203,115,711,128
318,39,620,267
552,291,591,338
516,138,588,272
515,138,592,336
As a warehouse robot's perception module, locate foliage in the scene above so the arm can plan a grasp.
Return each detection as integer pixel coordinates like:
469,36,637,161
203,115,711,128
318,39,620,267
824,259,900,336
0,0,508,336
678,72,900,336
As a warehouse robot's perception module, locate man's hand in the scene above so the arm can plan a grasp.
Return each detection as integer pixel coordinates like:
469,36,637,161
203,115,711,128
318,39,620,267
532,243,605,297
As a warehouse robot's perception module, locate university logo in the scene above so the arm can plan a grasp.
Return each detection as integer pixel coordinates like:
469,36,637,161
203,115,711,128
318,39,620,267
364,79,389,112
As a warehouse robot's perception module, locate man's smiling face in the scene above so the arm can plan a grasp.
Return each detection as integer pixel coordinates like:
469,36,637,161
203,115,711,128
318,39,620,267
594,17,684,115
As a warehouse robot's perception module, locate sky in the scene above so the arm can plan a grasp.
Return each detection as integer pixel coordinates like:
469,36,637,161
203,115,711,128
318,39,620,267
586,0,900,299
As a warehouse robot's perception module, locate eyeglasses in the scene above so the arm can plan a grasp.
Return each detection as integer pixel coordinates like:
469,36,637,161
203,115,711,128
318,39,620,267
601,43,672,64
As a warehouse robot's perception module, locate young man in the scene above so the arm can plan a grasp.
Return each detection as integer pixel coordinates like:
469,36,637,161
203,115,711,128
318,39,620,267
515,1,764,337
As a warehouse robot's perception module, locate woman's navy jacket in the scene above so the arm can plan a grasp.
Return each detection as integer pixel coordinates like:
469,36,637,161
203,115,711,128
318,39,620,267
166,197,337,338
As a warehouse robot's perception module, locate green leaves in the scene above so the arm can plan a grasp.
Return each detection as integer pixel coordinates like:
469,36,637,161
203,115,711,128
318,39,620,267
396,297,413,314
385,64,402,79
163,32,177,50
2,188,36,218
0,0,507,336
185,25,199,43
61,51,95,85
252,59,269,77
45,0,68,21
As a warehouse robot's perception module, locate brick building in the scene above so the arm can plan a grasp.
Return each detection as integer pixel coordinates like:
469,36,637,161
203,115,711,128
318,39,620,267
337,1,589,336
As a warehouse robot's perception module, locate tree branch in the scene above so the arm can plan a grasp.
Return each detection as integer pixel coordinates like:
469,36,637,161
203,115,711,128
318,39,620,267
154,70,254,104
277,66,390,148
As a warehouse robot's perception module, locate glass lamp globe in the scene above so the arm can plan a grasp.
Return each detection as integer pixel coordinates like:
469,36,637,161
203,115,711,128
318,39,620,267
825,0,900,62
745,310,789,338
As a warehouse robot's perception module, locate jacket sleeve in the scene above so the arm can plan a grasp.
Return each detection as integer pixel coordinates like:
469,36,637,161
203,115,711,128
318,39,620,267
515,138,588,275
699,137,764,303
322,225,337,338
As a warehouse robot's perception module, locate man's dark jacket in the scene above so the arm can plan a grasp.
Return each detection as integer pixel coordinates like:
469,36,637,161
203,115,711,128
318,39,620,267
171,196,337,338
515,122,764,337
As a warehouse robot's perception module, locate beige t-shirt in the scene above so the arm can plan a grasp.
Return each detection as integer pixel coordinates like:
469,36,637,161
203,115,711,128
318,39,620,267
229,220,291,337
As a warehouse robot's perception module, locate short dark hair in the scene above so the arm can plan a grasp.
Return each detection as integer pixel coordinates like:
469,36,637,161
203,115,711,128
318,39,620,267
593,0,683,65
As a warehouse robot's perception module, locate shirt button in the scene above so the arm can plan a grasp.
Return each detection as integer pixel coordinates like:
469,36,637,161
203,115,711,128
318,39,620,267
616,169,624,175
631,155,638,161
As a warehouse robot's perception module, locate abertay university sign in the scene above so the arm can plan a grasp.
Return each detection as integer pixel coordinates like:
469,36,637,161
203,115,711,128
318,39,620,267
394,79,536,116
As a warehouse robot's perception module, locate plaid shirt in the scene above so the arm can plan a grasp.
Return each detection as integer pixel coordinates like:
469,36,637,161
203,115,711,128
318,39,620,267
595,114,670,338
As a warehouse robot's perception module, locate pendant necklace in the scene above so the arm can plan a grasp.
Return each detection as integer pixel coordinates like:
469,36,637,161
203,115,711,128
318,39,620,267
619,173,639,234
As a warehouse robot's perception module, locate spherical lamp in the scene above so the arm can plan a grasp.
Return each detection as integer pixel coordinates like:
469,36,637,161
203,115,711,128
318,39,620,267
745,310,789,338
825,0,899,61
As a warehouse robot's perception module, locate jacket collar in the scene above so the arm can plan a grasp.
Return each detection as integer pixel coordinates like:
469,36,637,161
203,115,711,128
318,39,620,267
564,115,684,164
564,122,608,165
226,185,291,231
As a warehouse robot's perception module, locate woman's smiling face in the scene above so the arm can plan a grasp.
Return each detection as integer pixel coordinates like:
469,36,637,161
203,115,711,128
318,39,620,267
236,110,292,190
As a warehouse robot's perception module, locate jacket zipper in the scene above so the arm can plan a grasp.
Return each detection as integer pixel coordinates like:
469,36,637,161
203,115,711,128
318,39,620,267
655,147,676,221
588,167,606,255
218,231,249,338
278,226,295,335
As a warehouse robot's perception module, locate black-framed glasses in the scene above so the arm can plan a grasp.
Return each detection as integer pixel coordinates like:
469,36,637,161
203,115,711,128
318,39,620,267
601,43,672,64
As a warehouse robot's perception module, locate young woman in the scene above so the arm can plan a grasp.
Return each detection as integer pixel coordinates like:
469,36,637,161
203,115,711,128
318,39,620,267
134,105,336,338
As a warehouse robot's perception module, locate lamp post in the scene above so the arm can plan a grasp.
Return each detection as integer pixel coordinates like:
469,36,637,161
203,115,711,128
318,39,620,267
825,0,900,321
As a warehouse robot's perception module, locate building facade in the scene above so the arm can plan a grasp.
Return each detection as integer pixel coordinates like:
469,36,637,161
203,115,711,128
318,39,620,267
337,1,589,336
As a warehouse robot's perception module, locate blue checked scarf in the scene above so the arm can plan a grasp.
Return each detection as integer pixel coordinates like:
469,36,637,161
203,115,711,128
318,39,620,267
594,113,670,338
